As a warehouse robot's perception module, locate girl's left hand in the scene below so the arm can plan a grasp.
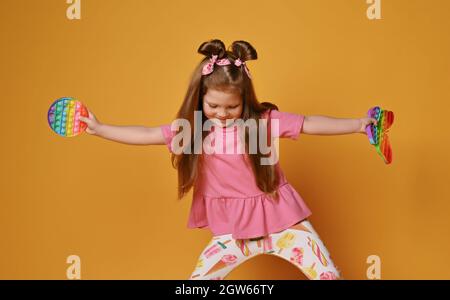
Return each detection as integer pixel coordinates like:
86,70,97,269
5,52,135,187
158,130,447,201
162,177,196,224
358,117,378,134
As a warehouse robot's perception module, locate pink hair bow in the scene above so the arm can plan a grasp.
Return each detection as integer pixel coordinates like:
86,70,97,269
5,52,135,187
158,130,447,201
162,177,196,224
202,55,231,75
201,55,252,79
234,58,252,79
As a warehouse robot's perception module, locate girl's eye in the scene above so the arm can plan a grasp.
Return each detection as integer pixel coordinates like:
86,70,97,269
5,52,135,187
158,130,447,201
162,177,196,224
210,105,217,108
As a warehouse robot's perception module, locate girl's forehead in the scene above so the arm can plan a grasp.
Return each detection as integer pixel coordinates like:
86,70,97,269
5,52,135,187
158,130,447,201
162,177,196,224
204,88,242,104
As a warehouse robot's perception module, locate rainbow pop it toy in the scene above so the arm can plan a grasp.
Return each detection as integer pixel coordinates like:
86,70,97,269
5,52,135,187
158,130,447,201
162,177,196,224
47,97,89,137
365,106,394,164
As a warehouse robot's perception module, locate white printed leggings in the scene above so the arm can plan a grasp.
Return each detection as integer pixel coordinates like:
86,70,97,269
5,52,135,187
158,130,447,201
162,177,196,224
189,219,342,280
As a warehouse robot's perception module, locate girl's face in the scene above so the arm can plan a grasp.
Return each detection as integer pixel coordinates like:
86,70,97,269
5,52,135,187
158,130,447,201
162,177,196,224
203,88,243,127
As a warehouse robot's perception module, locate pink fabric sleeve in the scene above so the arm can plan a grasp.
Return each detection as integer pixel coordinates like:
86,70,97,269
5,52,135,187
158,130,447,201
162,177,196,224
160,124,176,153
268,109,305,140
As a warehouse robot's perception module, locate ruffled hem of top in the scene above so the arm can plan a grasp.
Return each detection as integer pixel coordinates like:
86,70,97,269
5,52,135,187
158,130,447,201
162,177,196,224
187,182,312,240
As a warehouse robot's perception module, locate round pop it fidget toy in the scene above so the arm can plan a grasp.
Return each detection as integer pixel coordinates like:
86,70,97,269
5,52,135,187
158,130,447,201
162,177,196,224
47,97,89,137
365,106,395,164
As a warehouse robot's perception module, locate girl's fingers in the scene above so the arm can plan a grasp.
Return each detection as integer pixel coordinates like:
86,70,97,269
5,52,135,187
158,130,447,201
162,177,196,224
88,110,96,121
80,116,91,124
80,114,94,122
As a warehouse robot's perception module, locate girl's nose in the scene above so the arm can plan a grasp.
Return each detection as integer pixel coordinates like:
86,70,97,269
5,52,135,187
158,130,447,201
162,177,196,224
217,112,228,119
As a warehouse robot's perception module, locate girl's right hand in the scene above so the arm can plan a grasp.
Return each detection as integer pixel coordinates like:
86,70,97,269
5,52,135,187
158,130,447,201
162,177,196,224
79,109,102,135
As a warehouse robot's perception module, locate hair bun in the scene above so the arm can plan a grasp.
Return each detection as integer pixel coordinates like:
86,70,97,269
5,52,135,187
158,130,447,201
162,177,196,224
229,40,257,61
198,39,227,59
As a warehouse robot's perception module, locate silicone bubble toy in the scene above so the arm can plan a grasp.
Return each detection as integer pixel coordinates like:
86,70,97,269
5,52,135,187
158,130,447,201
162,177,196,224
365,106,394,164
47,97,88,137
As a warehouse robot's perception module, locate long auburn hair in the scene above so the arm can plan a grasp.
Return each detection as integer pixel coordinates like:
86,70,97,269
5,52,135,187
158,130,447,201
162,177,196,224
171,39,281,201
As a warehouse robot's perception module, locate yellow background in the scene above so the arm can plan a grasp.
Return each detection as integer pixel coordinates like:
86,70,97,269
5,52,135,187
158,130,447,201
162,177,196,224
1,0,449,279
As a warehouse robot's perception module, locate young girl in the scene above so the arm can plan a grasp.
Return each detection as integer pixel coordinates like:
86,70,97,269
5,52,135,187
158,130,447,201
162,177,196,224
79,39,377,280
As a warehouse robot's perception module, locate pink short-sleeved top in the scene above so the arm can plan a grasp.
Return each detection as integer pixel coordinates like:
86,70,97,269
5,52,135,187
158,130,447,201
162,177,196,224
160,109,312,239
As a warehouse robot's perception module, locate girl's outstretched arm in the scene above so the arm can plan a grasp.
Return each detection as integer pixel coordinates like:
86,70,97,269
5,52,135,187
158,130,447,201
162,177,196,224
79,110,166,145
95,124,166,145
301,115,377,135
